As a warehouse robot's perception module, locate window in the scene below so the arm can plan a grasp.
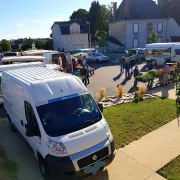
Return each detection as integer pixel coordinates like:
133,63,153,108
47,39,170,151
175,49,180,55
25,101,40,136
133,38,139,48
157,22,163,32
147,23,153,32
36,94,102,137
133,23,139,33
158,37,162,43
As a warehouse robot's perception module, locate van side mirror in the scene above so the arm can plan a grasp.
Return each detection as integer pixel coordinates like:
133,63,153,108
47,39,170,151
25,123,39,137
98,103,104,113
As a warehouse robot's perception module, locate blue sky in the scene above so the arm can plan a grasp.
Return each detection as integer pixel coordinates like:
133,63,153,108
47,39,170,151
0,0,157,40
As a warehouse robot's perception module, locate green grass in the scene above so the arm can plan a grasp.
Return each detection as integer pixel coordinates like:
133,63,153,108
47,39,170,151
158,155,180,180
103,98,176,148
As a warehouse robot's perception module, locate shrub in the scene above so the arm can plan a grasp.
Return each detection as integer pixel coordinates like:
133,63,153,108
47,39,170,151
117,85,124,98
134,97,139,103
139,85,147,96
98,88,106,101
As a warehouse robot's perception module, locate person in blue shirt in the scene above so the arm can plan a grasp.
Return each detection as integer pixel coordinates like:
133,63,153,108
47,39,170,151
124,60,130,78
133,65,140,89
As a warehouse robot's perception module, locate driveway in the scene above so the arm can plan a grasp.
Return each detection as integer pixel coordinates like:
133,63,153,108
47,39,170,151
87,62,146,98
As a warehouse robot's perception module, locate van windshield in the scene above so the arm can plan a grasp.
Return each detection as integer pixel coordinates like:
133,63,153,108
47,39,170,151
36,94,102,137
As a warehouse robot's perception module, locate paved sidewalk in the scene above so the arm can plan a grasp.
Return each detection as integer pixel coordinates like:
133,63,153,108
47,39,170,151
86,119,180,180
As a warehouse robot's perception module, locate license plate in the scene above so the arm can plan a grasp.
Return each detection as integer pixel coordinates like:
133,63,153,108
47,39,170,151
83,161,106,175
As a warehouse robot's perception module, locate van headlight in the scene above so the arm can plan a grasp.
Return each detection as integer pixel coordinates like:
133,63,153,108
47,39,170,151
47,138,68,155
104,123,110,136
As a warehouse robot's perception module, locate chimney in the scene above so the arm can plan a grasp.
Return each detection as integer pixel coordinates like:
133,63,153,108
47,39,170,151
125,0,129,17
112,2,117,20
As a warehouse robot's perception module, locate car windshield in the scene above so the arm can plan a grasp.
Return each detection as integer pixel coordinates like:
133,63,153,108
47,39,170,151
36,94,102,137
96,53,103,56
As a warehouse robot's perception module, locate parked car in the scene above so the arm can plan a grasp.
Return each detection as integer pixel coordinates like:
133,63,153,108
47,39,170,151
87,52,109,63
2,67,115,180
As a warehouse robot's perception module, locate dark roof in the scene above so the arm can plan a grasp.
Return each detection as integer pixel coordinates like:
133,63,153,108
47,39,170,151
51,21,89,35
108,36,125,47
115,0,165,21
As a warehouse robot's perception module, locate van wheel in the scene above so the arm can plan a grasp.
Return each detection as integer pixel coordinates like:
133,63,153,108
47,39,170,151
8,117,16,133
39,158,50,180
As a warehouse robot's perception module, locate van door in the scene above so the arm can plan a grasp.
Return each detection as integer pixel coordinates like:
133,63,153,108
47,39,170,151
172,45,180,62
24,101,41,152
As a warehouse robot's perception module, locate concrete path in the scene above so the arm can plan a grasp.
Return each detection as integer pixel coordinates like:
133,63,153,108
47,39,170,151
86,119,180,180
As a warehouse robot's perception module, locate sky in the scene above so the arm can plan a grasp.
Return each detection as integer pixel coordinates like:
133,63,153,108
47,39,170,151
0,0,157,40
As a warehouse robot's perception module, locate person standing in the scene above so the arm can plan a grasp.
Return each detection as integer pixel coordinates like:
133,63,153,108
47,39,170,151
78,54,83,66
82,56,87,66
133,65,140,89
130,57,135,74
162,62,170,86
85,65,90,84
124,60,130,78
80,65,88,86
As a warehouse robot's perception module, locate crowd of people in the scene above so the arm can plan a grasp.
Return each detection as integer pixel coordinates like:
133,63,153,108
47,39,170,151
72,54,94,86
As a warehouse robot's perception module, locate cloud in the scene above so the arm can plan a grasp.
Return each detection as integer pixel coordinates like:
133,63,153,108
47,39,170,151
16,23,24,27
32,20,46,23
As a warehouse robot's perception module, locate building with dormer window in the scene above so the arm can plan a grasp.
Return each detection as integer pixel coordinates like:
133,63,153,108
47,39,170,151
51,21,89,52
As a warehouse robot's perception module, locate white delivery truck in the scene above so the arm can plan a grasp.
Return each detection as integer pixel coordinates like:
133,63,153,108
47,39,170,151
2,67,115,180
145,43,180,65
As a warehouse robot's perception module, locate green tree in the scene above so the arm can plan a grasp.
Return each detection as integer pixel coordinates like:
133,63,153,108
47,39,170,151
149,30,158,43
21,39,33,50
45,39,53,50
35,40,45,49
95,30,108,52
70,9,89,21
0,39,12,52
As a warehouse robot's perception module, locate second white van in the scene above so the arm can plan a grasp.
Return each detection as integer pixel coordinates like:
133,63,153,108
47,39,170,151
2,67,115,180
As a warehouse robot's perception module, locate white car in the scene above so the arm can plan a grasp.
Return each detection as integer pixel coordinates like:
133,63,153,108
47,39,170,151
87,52,109,63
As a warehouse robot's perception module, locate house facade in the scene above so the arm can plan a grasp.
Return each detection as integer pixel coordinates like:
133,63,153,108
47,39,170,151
109,0,180,50
51,21,89,52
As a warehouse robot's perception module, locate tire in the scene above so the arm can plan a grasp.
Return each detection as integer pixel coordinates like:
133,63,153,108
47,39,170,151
39,157,50,180
8,116,16,133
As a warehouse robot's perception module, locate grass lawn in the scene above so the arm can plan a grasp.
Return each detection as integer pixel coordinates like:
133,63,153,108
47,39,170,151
158,155,180,180
103,98,176,148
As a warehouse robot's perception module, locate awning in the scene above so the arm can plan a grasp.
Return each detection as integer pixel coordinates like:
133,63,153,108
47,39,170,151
145,47,171,50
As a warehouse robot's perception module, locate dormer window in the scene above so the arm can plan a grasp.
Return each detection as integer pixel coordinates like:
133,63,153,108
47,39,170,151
70,23,80,34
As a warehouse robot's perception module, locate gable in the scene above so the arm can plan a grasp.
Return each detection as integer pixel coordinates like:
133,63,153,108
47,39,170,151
115,0,165,21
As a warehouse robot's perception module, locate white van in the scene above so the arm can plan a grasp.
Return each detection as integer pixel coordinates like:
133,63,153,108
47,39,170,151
2,67,115,179
145,43,180,65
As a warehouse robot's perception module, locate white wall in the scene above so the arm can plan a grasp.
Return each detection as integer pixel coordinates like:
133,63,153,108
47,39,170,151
167,18,180,41
125,18,167,50
63,33,89,52
52,24,65,51
109,21,126,46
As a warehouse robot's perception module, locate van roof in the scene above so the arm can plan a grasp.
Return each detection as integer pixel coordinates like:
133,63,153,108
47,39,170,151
6,67,65,83
4,67,87,104
146,42,180,48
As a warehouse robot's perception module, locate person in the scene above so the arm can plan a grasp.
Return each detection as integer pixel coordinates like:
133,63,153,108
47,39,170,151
149,61,156,70
78,54,83,65
82,56,87,66
124,60,130,78
120,56,125,73
85,65,90,84
72,59,77,72
80,65,88,86
162,62,170,86
130,57,136,74
133,65,140,89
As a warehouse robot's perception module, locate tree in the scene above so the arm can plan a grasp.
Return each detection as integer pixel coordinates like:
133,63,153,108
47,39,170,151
21,39,33,50
95,30,108,52
35,40,45,49
0,39,11,52
45,39,53,50
70,9,89,21
149,30,158,43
